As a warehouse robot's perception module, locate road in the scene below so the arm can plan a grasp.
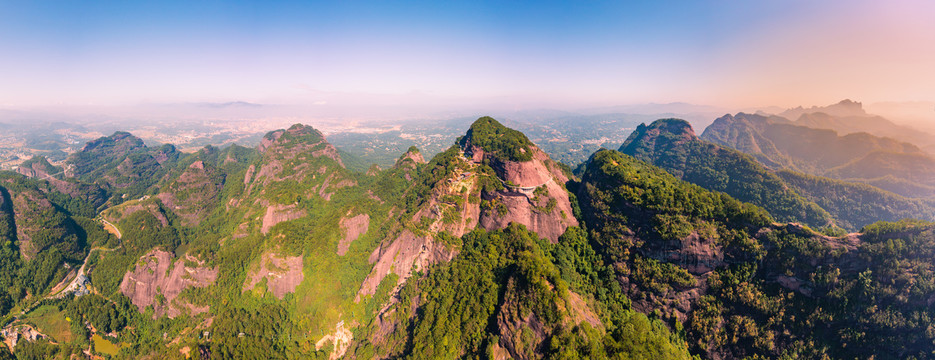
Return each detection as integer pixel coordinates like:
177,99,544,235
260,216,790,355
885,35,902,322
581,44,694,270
99,218,122,239
48,245,120,299
36,171,65,182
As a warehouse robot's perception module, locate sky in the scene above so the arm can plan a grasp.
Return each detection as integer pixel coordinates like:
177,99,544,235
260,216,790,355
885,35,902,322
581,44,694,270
1,0,934,113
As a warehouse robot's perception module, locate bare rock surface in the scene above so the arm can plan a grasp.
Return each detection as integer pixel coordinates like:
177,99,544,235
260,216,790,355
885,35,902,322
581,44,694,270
338,214,370,256
243,252,304,299
472,145,578,243
357,230,456,300
120,250,218,318
261,204,306,234
315,321,353,360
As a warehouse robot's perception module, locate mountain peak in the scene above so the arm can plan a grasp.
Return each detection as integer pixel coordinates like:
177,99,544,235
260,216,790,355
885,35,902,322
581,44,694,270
259,123,327,154
646,118,696,137
780,99,867,119
80,131,145,153
619,118,696,156
460,116,535,162
394,146,426,169
837,98,861,107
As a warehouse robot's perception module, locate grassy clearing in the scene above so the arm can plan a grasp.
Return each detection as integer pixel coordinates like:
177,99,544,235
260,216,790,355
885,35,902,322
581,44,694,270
22,305,73,343
92,333,121,355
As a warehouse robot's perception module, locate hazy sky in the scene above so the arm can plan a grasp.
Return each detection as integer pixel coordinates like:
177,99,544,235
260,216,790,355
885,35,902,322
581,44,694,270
1,0,934,110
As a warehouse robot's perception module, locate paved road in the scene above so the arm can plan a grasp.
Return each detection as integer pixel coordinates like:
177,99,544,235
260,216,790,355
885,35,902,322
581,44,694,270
99,218,122,239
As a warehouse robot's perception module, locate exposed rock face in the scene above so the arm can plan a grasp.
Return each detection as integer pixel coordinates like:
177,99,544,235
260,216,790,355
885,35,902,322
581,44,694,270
242,252,304,299
317,172,356,201
465,138,578,243
315,321,353,360
392,147,426,182
120,250,218,318
16,156,61,180
11,158,108,212
357,230,456,299
261,204,306,235
338,214,370,256
257,124,344,168
355,154,477,299
397,147,426,169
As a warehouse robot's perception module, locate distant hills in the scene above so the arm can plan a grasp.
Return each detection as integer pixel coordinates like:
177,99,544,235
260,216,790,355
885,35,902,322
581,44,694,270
702,103,935,199
620,118,935,230
618,118,833,228
778,99,935,148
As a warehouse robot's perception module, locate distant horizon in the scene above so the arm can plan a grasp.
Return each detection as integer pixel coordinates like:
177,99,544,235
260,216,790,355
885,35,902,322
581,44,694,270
1,97,932,131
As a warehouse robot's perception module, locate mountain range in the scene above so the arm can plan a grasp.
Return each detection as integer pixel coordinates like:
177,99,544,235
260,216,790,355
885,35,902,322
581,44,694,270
702,102,935,199
0,116,933,359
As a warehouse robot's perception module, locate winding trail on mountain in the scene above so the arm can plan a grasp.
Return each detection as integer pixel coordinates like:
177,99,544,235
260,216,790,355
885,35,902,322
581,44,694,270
36,171,65,181
494,174,551,192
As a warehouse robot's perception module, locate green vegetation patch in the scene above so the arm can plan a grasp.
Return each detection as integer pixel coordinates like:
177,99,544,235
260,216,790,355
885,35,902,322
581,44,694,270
461,116,535,162
22,305,74,343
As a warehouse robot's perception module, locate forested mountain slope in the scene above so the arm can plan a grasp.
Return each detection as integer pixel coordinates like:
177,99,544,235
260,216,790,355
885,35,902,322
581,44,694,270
578,149,935,359
618,118,831,228
64,131,182,206
623,118,935,231
702,111,935,198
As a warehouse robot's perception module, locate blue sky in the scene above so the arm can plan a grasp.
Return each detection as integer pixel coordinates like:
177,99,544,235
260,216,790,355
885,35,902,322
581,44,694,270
1,0,934,110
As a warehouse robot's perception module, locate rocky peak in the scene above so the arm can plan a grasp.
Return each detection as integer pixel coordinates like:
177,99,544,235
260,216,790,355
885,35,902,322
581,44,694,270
619,118,697,157
460,116,535,163
257,123,342,167
357,118,578,302
396,146,426,166
16,156,61,179
258,124,324,152
780,99,868,120
258,129,285,153
459,117,578,241
80,131,145,153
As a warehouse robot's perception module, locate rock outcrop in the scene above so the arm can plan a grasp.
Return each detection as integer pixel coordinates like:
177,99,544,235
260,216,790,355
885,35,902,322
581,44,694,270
242,252,304,299
261,204,306,235
461,117,578,243
338,214,370,256
120,250,218,318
